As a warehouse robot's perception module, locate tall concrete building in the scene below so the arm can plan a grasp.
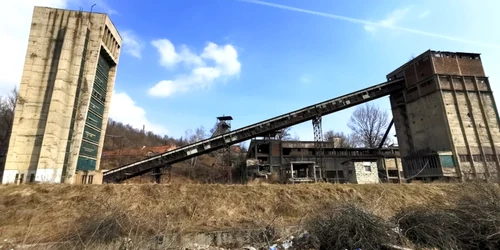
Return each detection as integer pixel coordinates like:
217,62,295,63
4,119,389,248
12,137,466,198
388,50,500,182
1,6,121,184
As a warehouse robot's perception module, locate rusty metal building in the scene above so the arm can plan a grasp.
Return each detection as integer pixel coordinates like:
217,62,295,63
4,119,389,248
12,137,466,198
246,139,402,183
388,50,500,182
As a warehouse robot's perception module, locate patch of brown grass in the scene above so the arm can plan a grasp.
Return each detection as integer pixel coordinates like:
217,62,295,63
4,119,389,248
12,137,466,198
0,183,459,245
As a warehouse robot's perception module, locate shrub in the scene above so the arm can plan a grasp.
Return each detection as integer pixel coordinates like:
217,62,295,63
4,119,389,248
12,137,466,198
306,203,408,250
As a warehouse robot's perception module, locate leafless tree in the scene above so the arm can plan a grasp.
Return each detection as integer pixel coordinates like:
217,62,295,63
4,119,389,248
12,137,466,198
0,87,18,155
323,130,357,147
276,127,300,141
184,126,207,169
347,103,391,148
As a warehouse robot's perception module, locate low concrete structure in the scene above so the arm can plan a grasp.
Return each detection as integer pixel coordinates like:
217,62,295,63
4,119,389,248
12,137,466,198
342,159,379,184
1,6,121,184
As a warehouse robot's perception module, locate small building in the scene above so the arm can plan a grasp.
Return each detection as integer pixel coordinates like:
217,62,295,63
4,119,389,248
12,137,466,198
341,159,379,184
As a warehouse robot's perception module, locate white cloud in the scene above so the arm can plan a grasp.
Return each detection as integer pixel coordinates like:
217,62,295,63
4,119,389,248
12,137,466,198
149,40,241,97
120,30,144,59
151,39,204,69
364,7,411,33
109,91,168,135
419,10,430,19
0,0,69,96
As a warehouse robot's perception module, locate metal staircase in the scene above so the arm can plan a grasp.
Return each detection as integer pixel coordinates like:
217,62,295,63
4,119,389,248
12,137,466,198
103,79,405,183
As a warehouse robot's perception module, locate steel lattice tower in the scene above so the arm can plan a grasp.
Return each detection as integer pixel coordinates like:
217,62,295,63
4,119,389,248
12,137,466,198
312,115,324,181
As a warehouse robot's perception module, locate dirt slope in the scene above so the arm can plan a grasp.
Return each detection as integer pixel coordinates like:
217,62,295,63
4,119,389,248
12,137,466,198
0,183,458,244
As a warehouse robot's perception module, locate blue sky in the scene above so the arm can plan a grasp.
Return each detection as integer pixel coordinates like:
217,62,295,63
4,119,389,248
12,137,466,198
2,0,500,145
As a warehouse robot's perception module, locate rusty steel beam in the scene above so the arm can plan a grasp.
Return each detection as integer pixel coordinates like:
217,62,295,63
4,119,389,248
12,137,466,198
378,119,394,149
103,79,405,183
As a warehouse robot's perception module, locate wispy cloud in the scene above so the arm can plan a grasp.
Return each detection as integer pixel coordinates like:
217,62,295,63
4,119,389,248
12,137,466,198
419,10,430,19
120,30,144,59
238,0,500,49
364,7,411,33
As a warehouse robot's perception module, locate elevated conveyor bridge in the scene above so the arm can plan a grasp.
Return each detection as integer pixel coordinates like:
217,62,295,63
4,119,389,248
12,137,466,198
103,79,405,183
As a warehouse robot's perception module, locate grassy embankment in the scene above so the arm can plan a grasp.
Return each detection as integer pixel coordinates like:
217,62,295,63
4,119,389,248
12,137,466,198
0,183,458,245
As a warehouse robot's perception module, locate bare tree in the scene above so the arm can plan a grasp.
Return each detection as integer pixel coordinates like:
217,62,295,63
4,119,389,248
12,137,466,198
347,103,391,148
184,126,207,169
0,87,18,155
276,127,300,141
323,130,357,148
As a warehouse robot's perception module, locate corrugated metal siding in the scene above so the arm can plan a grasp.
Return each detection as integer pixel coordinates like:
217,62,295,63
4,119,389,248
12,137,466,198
76,51,110,171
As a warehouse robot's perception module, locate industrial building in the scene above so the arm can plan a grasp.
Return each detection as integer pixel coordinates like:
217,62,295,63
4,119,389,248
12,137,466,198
245,138,403,184
0,7,497,185
1,6,121,184
388,50,500,182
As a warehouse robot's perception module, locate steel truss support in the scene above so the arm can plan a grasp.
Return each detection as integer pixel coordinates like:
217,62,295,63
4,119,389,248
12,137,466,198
312,115,324,181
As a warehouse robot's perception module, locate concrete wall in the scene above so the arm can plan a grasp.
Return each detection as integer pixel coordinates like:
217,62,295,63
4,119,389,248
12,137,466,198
72,170,103,184
2,7,121,184
439,75,500,180
383,157,402,171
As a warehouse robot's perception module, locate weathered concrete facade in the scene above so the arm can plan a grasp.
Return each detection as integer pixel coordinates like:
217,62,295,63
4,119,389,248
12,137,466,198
342,160,379,184
388,50,500,182
2,7,121,184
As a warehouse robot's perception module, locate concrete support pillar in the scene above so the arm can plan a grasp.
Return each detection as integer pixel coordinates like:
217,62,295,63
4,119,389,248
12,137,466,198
152,167,162,184
395,157,402,184
383,158,389,183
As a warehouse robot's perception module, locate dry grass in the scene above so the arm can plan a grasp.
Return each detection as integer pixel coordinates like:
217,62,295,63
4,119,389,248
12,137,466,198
396,183,500,250
0,183,458,245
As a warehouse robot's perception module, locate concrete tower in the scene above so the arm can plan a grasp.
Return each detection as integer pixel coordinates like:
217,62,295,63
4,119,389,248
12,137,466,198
388,50,500,182
1,6,121,184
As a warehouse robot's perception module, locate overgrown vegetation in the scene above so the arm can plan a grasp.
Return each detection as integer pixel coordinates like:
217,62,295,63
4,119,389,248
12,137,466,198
0,183,455,248
0,87,17,155
306,203,410,250
4,183,500,249
395,183,500,250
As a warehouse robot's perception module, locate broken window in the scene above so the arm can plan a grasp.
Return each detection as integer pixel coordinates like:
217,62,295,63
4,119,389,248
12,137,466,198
283,148,291,155
485,154,496,162
472,155,483,162
459,155,471,162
